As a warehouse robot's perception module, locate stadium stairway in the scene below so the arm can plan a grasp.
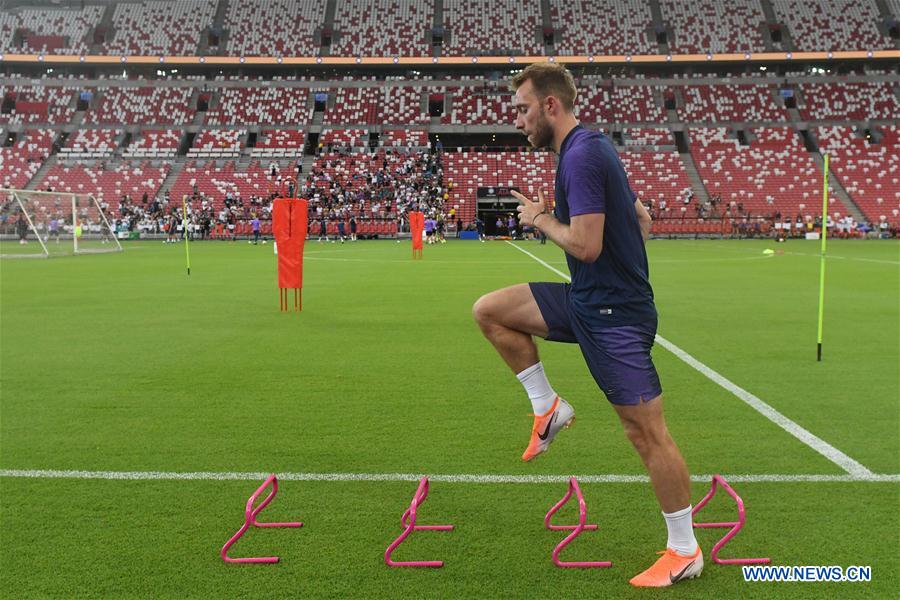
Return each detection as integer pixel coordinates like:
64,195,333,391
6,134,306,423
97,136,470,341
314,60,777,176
678,150,710,205
89,3,117,54
158,158,187,199
757,0,781,51
648,0,671,54
321,0,338,56
808,151,867,224
203,0,231,55
873,0,900,49
24,155,57,191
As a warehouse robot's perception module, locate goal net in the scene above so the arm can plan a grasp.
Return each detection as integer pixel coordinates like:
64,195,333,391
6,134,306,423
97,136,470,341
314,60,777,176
0,188,123,258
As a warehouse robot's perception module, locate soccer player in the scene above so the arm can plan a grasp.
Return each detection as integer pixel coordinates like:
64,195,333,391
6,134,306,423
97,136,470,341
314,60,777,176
424,215,435,244
47,215,60,244
472,62,701,587
251,214,261,245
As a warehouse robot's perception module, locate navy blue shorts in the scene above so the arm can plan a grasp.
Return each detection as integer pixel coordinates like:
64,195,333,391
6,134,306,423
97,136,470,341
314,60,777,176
529,282,662,406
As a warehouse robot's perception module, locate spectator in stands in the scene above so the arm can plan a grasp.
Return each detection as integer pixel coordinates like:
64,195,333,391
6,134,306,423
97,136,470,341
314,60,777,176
473,62,698,589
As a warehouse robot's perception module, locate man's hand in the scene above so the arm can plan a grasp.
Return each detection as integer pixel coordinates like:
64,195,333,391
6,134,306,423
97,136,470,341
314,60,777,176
511,189,548,226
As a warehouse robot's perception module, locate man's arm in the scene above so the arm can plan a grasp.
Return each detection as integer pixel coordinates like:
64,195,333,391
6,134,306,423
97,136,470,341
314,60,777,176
634,199,651,242
513,190,604,263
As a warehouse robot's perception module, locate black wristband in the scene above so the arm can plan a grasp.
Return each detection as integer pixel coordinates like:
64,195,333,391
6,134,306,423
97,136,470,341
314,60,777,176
533,211,548,227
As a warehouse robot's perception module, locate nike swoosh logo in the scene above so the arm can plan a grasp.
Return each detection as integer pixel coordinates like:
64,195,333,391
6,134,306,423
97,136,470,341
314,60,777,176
669,560,696,584
537,412,557,441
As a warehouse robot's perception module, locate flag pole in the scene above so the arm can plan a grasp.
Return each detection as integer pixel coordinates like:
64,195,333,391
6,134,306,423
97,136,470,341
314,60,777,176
816,154,829,361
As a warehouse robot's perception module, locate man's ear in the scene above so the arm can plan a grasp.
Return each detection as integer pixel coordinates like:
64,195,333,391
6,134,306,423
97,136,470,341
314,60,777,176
545,95,560,117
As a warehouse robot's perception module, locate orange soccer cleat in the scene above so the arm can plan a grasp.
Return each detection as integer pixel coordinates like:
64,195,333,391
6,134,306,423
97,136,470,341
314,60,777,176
629,547,704,587
521,396,575,462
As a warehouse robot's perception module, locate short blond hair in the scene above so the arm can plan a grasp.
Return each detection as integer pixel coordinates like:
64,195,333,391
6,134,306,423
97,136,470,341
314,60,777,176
511,62,577,111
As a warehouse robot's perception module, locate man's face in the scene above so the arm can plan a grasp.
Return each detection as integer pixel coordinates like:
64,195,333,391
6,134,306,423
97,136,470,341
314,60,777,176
514,80,553,149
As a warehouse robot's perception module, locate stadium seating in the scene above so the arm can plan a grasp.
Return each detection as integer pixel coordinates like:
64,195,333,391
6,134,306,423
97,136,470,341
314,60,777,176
660,0,766,54
382,129,428,148
332,0,433,56
0,85,76,125
550,0,656,56
224,0,325,57
38,162,170,204
59,129,121,158
576,84,666,124
323,87,379,124
123,129,182,159
323,86,427,125
381,87,429,125
187,130,245,158
678,85,789,123
623,127,673,147
101,0,216,56
443,86,513,125
319,128,368,148
771,0,891,51
170,161,292,207
444,151,556,223
798,82,898,121
690,127,846,217
206,87,312,125
443,0,543,55
85,87,196,125
816,125,900,226
620,151,695,214
0,129,54,190
0,5,102,55
250,129,305,158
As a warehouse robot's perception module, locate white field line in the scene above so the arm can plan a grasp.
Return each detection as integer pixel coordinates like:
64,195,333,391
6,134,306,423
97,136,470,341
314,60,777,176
0,469,897,483
678,241,900,266
781,251,899,265
504,241,877,478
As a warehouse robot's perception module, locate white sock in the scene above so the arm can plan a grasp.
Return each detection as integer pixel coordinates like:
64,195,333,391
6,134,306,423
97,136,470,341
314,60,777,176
516,362,557,414
663,505,699,557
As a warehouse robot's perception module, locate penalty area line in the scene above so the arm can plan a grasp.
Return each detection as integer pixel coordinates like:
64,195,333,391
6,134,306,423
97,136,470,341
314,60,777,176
504,241,876,478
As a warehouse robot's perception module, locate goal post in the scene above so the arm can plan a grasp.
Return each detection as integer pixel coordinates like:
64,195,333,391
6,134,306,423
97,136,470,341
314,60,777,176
0,188,123,258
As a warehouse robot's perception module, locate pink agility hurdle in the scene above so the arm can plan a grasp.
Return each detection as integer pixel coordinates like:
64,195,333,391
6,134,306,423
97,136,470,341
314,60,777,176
544,477,612,568
221,474,304,564
384,477,454,567
692,474,771,565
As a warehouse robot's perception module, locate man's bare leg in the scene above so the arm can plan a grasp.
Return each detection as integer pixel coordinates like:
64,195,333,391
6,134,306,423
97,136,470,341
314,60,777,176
472,283,548,374
613,396,691,512
615,395,703,587
472,284,573,460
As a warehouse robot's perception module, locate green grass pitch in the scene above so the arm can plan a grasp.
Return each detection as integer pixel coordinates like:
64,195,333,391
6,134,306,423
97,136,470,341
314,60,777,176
1,237,898,598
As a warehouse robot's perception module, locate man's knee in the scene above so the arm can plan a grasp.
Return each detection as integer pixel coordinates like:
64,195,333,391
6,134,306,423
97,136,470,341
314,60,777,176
618,401,670,454
472,293,496,327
